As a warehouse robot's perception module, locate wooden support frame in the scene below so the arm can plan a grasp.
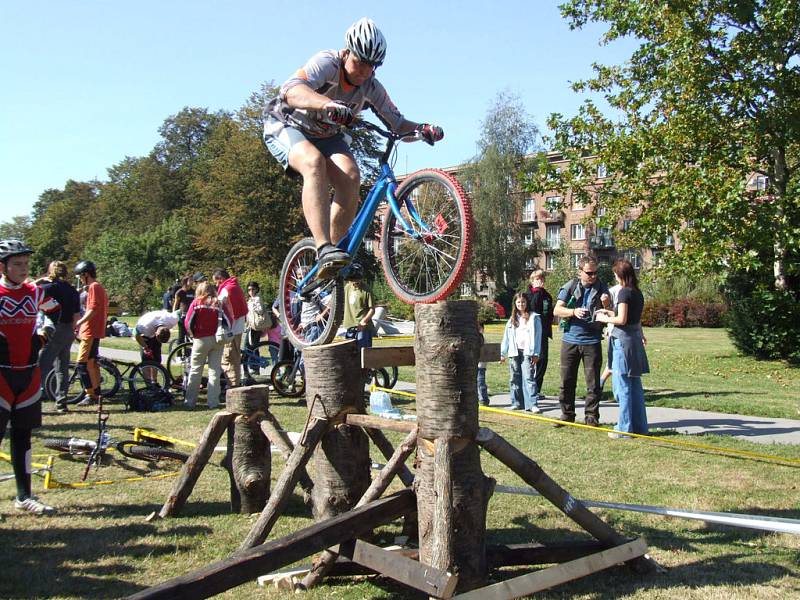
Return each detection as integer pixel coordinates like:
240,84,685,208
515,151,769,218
361,343,501,369
452,538,648,600
126,490,416,600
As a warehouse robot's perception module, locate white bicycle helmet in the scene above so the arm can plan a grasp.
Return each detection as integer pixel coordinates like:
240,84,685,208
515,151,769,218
345,17,387,66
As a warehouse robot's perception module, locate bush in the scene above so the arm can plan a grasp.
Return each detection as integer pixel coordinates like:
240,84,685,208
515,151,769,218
641,300,671,326
477,300,499,325
668,299,728,328
724,273,800,363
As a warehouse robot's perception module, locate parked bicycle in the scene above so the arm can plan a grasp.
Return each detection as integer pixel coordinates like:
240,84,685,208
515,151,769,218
44,358,171,412
277,120,472,350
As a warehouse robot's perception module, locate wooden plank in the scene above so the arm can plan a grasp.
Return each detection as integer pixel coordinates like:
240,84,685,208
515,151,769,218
486,541,616,567
362,346,416,369
361,343,502,368
340,539,458,598
452,539,648,600
346,413,416,434
125,489,416,600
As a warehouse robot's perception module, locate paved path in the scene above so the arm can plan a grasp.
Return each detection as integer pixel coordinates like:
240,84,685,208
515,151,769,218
393,382,800,445
90,346,800,445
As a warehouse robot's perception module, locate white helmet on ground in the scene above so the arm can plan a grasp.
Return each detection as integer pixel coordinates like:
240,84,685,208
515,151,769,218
345,17,387,66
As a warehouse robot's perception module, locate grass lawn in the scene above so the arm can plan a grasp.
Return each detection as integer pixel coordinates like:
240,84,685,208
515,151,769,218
2,371,799,599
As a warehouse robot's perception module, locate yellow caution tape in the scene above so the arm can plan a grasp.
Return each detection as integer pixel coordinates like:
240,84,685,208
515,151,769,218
0,450,50,470
369,386,800,467
134,427,197,448
44,469,178,490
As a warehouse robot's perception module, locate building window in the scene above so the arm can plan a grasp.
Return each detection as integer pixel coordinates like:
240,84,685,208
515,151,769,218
570,253,585,269
622,219,635,232
570,223,586,241
650,250,663,267
523,228,535,247
664,234,674,246
623,251,642,269
507,175,515,192
597,163,608,179
545,195,562,211
596,206,607,218
755,175,768,191
573,196,588,211
522,198,535,222
545,224,560,249
545,253,556,270
461,282,473,297
525,257,535,269
598,255,611,266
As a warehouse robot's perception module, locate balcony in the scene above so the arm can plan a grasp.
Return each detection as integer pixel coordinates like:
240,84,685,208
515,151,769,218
539,209,565,223
521,210,537,223
590,235,615,249
543,238,561,250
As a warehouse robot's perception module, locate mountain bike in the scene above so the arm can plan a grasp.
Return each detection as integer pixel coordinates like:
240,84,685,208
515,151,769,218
277,120,472,349
43,357,122,405
166,338,280,390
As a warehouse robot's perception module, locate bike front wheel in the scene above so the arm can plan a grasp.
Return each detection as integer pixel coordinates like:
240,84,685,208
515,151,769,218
166,341,193,390
241,340,280,383
278,238,344,349
270,360,306,398
380,169,473,304
116,441,189,463
42,437,96,455
44,358,122,404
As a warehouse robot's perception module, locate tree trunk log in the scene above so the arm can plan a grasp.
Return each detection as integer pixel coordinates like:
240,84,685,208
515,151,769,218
226,385,271,514
158,411,235,518
414,301,492,592
304,339,371,521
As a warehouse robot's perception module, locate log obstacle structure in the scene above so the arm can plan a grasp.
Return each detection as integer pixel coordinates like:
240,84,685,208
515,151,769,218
131,301,660,600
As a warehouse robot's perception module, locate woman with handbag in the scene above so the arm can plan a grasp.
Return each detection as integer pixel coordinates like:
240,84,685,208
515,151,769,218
242,282,273,385
183,282,232,408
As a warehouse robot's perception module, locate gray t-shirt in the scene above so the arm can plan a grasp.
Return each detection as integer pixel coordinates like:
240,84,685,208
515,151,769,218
267,50,407,138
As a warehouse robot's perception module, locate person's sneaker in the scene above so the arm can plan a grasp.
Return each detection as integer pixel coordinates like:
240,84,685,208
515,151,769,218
507,405,522,411
480,400,490,406
552,415,574,428
608,432,631,440
14,496,56,516
528,406,542,414
54,402,68,414
585,417,600,427
75,396,96,407
316,245,352,279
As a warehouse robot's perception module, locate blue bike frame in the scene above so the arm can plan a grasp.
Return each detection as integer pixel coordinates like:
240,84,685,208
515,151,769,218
295,161,433,294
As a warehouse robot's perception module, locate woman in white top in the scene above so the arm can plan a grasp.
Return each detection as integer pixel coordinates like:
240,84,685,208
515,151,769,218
500,293,543,412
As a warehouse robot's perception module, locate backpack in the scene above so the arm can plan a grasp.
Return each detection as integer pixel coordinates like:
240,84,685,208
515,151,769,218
247,298,274,331
127,386,173,412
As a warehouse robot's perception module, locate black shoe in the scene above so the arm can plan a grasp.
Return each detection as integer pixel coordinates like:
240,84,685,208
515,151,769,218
584,417,600,427
552,415,574,428
54,402,68,414
243,377,256,386
316,244,351,279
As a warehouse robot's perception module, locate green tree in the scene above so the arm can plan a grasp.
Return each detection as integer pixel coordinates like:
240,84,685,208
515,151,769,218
0,215,32,241
535,0,799,294
461,91,541,295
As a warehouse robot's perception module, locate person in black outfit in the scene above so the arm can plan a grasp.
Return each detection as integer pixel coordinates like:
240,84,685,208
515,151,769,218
524,269,553,401
172,276,195,347
37,261,81,412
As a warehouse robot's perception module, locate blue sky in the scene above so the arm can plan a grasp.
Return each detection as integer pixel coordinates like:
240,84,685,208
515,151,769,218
0,0,635,222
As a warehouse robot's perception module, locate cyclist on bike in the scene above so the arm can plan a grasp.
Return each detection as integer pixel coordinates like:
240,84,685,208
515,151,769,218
263,17,444,279
73,260,109,407
0,240,59,514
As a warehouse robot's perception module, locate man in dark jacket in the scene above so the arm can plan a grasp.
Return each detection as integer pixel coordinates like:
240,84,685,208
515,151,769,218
524,269,553,402
552,256,609,426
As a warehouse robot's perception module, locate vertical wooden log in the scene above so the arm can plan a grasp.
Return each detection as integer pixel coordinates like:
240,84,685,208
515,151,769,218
226,385,271,514
414,300,492,592
304,339,371,521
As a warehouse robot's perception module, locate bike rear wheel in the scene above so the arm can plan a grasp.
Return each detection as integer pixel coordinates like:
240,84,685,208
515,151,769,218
278,238,344,349
116,441,189,463
42,437,96,455
44,359,122,404
127,362,172,411
369,366,399,389
380,169,472,304
270,359,305,397
166,341,193,389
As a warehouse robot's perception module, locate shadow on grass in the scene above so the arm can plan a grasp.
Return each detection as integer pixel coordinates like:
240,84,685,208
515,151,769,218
645,388,754,400
0,516,211,599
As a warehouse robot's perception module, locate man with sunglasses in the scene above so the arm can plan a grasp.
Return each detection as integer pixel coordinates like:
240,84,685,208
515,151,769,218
552,256,610,427
263,17,444,279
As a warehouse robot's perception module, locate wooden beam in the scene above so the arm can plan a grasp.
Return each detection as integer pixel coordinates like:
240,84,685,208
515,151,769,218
452,539,648,600
486,541,617,567
240,417,328,550
361,343,501,369
157,411,235,519
345,413,416,433
125,490,416,600
340,539,458,599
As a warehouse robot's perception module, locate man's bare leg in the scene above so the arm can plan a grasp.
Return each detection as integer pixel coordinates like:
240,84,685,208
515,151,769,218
326,152,360,243
289,141,331,248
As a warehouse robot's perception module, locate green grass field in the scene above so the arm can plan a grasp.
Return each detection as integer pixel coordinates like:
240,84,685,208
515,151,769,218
6,328,795,599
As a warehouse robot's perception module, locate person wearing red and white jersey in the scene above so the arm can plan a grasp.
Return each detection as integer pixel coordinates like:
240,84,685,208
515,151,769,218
0,240,59,515
263,17,444,279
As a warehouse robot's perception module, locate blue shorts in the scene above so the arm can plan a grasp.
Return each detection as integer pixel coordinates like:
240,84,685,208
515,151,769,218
263,117,353,173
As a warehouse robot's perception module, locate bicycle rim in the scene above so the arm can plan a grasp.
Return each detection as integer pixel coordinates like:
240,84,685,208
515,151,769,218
117,442,189,463
270,360,305,397
381,169,472,304
128,362,171,408
98,358,122,399
242,341,280,383
279,238,343,349
166,342,193,389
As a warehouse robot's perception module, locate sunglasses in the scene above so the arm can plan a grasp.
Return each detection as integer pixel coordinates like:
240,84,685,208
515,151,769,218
582,271,597,277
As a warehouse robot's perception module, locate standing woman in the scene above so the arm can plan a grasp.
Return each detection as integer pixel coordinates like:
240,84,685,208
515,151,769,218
594,260,649,437
500,293,542,412
37,261,81,412
183,282,230,409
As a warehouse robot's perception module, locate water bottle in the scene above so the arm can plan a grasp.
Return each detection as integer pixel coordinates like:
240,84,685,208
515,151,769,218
559,296,576,332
